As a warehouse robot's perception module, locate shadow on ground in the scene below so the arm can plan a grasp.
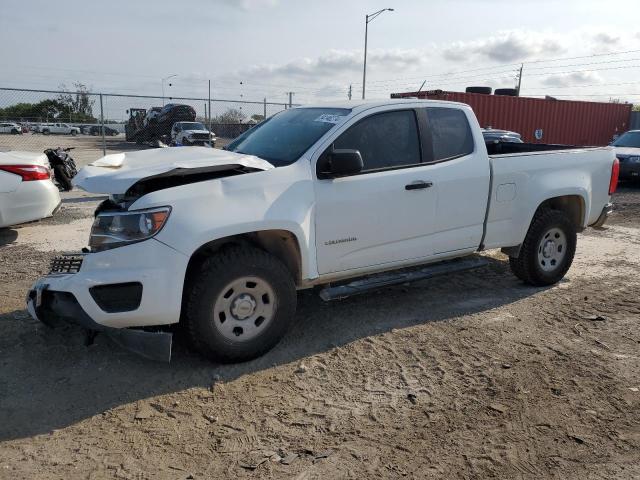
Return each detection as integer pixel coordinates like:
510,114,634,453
0,257,547,441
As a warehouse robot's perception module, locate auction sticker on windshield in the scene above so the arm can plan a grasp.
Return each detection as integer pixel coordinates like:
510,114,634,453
314,113,346,124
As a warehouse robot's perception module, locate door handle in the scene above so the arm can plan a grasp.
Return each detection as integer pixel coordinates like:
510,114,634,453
405,180,433,191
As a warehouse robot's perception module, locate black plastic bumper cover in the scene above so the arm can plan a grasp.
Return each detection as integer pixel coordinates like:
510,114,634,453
27,288,172,362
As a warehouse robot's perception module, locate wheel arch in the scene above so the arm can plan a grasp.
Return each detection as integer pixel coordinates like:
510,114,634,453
502,194,586,258
181,229,304,317
536,194,586,231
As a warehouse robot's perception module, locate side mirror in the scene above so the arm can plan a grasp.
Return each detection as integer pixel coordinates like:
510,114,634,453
318,148,364,179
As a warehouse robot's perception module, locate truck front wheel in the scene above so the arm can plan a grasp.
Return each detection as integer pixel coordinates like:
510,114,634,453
185,246,297,363
509,209,577,286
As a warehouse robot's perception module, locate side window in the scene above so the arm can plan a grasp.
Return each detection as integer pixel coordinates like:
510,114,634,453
425,107,474,161
333,110,421,171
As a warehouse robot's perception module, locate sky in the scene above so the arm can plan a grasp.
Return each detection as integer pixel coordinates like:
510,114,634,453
1,0,640,118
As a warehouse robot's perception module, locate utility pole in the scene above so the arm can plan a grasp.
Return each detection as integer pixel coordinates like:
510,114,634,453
263,97,267,120
516,64,523,96
287,92,294,108
99,93,106,157
362,8,394,99
348,84,352,100
417,80,426,94
208,80,212,134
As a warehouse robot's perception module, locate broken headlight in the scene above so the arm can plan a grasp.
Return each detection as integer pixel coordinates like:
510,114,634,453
89,207,171,251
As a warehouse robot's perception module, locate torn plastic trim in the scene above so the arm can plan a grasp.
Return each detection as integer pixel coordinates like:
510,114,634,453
27,287,172,362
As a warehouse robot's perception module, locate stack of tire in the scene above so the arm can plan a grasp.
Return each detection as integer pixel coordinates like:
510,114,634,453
465,87,519,96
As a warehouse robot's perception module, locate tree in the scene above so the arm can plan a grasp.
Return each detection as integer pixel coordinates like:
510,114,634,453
0,99,66,122
212,108,246,124
633,104,640,112
250,114,265,123
57,82,96,122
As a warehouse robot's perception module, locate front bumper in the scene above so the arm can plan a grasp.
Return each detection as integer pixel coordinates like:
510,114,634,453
25,238,189,361
619,161,640,180
27,287,172,362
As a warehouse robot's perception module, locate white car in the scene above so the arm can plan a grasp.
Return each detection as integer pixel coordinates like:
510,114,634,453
41,123,80,136
0,123,22,134
0,151,61,228
171,121,216,146
27,99,617,362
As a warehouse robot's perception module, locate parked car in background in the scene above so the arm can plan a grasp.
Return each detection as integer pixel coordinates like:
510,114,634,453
79,125,93,135
41,123,80,136
0,123,23,134
28,99,618,362
171,121,216,146
89,125,119,136
611,130,640,180
156,104,196,129
482,128,522,144
29,123,42,133
0,150,60,228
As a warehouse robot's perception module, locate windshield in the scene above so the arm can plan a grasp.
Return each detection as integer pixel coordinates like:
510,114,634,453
180,122,206,130
612,131,640,148
225,107,351,167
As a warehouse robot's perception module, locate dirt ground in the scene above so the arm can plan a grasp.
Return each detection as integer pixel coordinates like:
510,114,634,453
0,183,639,479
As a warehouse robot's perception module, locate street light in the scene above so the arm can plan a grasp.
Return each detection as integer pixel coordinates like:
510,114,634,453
161,74,178,105
362,8,394,100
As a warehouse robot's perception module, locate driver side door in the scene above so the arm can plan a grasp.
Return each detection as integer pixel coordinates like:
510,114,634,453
314,108,437,275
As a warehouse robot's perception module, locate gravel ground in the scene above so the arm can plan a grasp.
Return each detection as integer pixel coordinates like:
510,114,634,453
0,183,638,479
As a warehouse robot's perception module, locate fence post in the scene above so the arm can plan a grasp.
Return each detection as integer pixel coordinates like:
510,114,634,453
99,93,106,157
263,98,267,119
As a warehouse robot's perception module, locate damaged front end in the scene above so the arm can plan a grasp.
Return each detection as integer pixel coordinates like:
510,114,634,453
26,148,274,362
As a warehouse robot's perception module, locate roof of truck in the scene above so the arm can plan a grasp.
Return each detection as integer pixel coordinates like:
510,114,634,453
297,98,468,111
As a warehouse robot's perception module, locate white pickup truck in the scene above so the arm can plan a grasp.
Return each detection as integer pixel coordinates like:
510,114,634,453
41,123,80,136
27,99,618,362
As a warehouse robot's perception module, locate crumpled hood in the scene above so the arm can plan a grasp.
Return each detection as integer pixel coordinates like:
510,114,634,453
73,147,274,194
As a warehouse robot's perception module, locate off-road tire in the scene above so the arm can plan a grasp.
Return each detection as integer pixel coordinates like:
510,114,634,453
509,209,576,286
185,246,297,363
53,164,73,191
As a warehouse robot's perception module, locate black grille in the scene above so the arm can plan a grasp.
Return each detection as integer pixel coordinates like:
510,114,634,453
49,254,84,274
191,133,211,141
90,282,143,313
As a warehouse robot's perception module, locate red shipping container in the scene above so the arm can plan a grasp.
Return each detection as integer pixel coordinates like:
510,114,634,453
390,90,632,146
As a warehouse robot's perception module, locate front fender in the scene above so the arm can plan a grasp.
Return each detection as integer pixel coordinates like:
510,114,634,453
130,160,317,279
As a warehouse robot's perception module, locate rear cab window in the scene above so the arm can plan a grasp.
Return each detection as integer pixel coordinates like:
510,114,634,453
425,107,474,162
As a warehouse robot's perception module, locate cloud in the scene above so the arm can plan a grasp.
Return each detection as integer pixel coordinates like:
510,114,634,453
218,0,278,11
541,71,603,87
238,48,431,81
443,31,565,64
593,32,620,45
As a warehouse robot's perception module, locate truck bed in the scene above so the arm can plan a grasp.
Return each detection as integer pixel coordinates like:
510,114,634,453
483,146,615,250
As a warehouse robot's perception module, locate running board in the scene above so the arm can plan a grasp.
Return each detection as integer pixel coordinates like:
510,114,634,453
318,256,489,302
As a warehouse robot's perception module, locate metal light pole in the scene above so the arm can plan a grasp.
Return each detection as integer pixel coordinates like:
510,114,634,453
362,8,394,100
161,74,177,105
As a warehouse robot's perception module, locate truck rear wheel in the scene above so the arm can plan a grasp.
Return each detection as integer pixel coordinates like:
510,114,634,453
185,246,296,363
509,209,576,286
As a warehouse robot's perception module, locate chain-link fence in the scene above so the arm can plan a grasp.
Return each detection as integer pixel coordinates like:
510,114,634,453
0,87,296,167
